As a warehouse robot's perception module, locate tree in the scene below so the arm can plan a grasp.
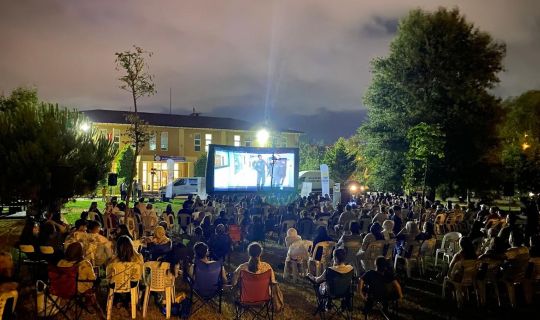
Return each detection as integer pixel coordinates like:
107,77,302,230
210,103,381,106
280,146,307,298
404,123,445,199
323,137,356,183
194,153,208,177
500,90,540,194
116,145,135,180
360,7,505,194
115,45,156,205
0,88,116,215
299,137,325,171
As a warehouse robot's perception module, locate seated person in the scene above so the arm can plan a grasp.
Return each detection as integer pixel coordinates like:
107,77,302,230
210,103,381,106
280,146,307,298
200,216,215,242
142,226,172,260
285,228,302,248
448,236,477,275
64,219,90,251
359,257,403,313
86,220,113,266
307,248,354,296
115,224,134,240
359,222,385,253
285,238,310,279
57,242,104,318
38,222,64,263
208,224,232,262
246,216,265,243
107,235,144,281
313,226,334,247
415,222,434,242
18,219,40,257
337,222,363,248
381,220,395,241
232,242,276,286
188,242,227,283
213,211,229,227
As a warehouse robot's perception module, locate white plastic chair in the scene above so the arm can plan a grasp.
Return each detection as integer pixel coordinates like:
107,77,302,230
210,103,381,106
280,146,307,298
308,241,336,277
419,238,437,275
106,262,140,319
435,232,462,266
394,241,422,278
358,241,385,272
142,261,176,318
279,220,297,244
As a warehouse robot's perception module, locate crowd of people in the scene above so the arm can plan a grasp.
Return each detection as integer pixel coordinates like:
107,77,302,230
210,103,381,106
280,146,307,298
4,191,540,318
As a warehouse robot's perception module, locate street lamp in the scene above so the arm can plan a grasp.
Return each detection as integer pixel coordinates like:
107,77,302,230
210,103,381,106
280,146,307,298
256,129,270,147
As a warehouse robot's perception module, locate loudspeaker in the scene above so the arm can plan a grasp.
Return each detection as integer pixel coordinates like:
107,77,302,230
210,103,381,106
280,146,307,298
503,182,515,197
51,165,75,198
108,173,118,186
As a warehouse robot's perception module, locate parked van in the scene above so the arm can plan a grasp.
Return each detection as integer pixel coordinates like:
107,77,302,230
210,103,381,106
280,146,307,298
159,177,206,200
298,171,334,193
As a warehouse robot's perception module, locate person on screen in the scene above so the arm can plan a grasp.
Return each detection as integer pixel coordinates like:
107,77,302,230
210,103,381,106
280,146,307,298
253,154,267,191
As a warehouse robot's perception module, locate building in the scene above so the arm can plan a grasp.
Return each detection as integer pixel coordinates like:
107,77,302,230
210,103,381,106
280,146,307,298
83,109,301,192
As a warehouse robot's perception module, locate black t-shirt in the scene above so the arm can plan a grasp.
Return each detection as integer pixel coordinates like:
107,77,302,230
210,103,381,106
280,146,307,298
361,270,395,299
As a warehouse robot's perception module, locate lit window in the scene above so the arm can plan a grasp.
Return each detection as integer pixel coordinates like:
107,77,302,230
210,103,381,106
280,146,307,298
205,133,212,152
160,132,168,151
194,133,201,152
149,132,156,151
234,135,241,147
113,129,121,148
245,138,252,147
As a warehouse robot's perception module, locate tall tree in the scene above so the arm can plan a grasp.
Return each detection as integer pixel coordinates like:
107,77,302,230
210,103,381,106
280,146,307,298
194,153,208,177
500,90,540,194
116,145,135,181
0,88,116,215
115,45,156,205
323,137,356,183
360,7,505,193
299,137,325,171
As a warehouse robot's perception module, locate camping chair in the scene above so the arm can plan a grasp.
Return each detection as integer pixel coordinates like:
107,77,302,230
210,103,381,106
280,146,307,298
434,232,461,267
0,290,18,319
229,224,242,248
358,241,385,273
311,269,354,320
178,213,193,234
442,259,479,308
185,260,224,318
142,261,176,319
36,265,91,319
18,244,46,282
309,241,336,277
235,269,273,320
106,262,140,320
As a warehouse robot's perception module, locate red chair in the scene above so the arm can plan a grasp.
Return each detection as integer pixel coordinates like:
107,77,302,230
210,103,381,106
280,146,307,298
235,269,273,320
229,224,242,244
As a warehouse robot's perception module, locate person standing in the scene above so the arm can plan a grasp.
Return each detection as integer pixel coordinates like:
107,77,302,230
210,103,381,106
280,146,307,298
132,180,139,202
253,155,267,191
120,181,127,201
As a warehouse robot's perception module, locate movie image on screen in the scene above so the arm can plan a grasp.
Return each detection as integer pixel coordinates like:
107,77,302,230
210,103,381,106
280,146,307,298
207,145,299,193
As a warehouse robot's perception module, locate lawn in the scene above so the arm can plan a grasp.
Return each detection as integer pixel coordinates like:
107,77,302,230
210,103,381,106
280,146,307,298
62,197,185,224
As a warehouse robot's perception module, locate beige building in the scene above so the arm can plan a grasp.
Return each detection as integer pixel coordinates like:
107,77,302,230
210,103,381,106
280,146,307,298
83,109,301,192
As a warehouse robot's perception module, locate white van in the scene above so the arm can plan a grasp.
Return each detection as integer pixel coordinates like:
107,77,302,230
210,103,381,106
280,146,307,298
159,177,205,200
298,171,334,193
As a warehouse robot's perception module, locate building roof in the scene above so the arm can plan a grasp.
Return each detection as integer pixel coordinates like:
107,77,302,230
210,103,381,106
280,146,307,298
82,109,302,133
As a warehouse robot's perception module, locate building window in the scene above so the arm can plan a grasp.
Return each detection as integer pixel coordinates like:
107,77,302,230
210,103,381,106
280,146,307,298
281,136,287,147
245,138,252,147
205,133,212,152
113,129,120,149
160,132,168,151
194,133,201,152
149,132,156,151
234,135,241,147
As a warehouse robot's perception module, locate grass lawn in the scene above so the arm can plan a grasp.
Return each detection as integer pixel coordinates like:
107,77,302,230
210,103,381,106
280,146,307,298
62,197,185,224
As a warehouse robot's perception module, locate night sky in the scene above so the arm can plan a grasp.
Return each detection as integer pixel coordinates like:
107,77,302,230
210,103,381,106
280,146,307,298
1,0,539,143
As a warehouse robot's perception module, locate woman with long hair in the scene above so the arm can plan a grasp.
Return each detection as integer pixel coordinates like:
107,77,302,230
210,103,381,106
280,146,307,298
232,242,276,285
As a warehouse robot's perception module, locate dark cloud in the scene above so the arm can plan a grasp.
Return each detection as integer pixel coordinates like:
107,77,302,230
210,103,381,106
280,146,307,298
1,0,539,142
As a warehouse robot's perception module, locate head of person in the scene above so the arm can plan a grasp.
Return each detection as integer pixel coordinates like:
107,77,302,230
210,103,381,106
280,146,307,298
509,231,524,247
65,242,84,262
258,155,262,160
247,242,263,273
117,224,132,238
219,211,226,218
154,226,167,241
215,224,226,235
90,201,98,210
382,220,394,233
193,242,208,260
286,228,298,238
80,211,89,220
116,235,136,262
370,222,383,238
194,226,203,237
146,203,153,210
459,236,476,259
333,248,347,265
375,256,388,272
506,212,517,226
74,219,88,232
350,222,360,235
87,220,101,234
405,221,419,235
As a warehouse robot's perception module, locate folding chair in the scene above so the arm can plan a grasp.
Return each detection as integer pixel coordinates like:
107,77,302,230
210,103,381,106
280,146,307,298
142,261,176,319
185,260,224,318
36,265,86,319
235,270,273,320
311,269,354,320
